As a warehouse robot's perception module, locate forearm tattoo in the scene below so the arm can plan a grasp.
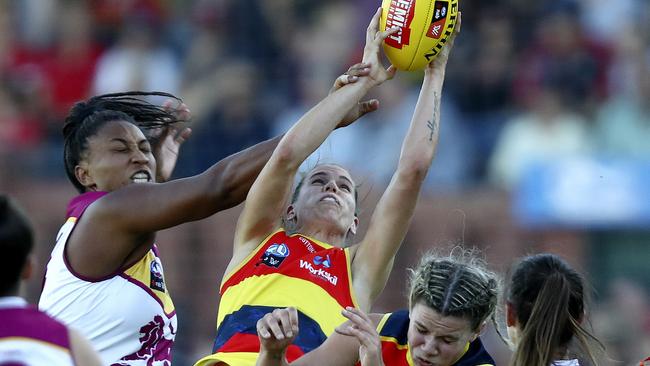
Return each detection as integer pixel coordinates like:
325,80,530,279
426,92,440,142
427,120,436,142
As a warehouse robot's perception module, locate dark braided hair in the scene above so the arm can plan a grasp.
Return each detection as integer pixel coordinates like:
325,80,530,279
408,248,501,332
63,91,186,192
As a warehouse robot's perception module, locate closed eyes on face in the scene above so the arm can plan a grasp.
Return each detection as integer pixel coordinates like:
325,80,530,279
105,139,153,160
139,140,152,153
441,336,460,344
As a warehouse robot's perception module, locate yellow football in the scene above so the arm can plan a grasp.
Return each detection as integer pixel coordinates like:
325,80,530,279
380,0,459,71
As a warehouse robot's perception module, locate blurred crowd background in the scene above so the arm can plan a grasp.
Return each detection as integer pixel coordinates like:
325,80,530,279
1,0,649,364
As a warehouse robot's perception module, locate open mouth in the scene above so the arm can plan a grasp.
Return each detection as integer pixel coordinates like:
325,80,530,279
319,194,340,206
130,170,152,183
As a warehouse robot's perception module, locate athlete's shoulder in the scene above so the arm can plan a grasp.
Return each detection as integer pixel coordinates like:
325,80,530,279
0,306,70,348
66,191,108,218
378,309,409,344
454,337,495,366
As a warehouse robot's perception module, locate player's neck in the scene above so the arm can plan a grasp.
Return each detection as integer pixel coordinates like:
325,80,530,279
298,224,347,247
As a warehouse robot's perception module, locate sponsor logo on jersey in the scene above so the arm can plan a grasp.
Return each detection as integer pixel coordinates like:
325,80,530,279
299,255,338,285
150,258,165,292
297,236,317,253
260,243,290,268
313,254,331,268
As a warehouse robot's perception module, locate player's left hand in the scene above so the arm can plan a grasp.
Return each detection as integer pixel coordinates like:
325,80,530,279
148,100,192,182
331,62,380,129
257,307,299,358
336,307,385,366
362,7,399,87
425,11,461,76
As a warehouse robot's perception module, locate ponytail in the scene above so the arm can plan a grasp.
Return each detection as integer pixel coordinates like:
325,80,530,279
511,272,571,366
508,254,605,366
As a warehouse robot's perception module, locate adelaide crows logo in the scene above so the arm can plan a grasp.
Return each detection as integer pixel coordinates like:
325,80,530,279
259,243,290,268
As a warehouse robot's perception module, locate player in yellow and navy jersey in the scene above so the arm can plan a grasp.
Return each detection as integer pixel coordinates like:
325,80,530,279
195,9,459,366
255,248,499,366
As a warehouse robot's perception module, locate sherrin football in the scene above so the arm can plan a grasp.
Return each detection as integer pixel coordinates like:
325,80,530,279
380,0,459,71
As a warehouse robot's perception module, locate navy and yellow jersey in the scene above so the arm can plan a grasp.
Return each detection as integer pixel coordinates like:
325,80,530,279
195,229,359,366
375,310,495,366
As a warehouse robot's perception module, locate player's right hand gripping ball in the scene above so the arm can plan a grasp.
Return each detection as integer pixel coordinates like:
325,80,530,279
380,0,459,71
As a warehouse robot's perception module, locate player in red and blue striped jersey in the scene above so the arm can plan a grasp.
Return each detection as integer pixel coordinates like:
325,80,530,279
196,8,460,366
255,249,498,366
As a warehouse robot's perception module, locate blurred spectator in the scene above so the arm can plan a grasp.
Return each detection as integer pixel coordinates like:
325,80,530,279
512,0,612,116
180,5,226,86
13,0,58,48
453,9,516,181
0,2,15,73
594,25,650,159
488,82,592,189
288,1,361,103
0,1,101,143
41,0,101,119
0,83,43,152
592,278,650,365
578,0,640,43
177,60,271,176
270,1,363,173
93,10,180,96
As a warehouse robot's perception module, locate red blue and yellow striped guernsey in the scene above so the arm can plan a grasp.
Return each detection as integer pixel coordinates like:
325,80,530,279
194,229,359,366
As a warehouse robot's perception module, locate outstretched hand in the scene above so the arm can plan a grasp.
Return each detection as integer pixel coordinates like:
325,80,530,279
148,100,192,182
425,12,462,77
257,307,299,359
336,307,384,366
362,7,399,87
330,62,380,128
331,8,399,129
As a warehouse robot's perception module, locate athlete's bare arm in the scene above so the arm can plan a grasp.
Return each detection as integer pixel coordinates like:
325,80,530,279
256,307,384,366
351,13,461,311
67,134,281,278
227,20,399,275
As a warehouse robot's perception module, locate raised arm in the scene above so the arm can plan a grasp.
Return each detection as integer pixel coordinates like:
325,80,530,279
68,134,282,277
352,13,461,310
230,10,398,267
147,100,192,183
